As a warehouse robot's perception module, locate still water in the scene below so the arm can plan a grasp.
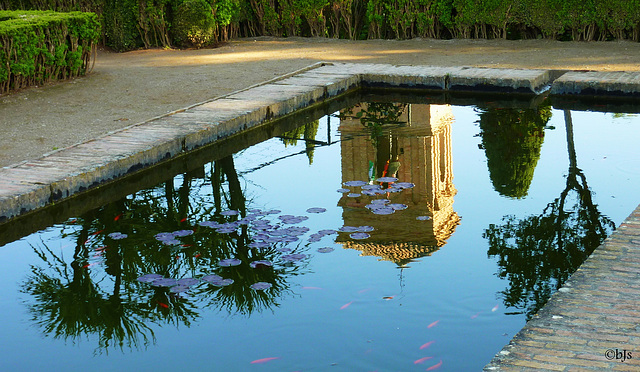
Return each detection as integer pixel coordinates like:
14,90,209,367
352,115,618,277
1,92,639,371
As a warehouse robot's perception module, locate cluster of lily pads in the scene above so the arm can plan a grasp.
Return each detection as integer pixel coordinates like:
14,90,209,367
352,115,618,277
121,177,429,296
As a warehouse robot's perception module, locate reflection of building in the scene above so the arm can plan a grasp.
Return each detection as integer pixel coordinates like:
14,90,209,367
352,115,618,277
337,103,460,266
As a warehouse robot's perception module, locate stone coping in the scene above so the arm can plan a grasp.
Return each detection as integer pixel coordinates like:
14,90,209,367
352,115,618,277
2,63,640,223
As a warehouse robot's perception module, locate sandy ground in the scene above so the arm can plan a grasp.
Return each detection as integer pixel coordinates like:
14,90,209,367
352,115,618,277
1,36,640,168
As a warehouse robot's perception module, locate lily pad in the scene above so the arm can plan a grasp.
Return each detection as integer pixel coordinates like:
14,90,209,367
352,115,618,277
306,207,327,214
416,215,432,221
137,274,163,283
219,258,242,267
221,210,239,216
172,229,194,237
250,260,273,268
317,247,335,253
282,253,308,262
250,282,272,290
337,188,350,193
108,232,128,240
350,232,370,240
151,278,178,287
344,180,367,187
376,177,398,183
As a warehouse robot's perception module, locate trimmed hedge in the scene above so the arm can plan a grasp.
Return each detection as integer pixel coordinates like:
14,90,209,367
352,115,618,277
0,10,100,94
1,0,639,51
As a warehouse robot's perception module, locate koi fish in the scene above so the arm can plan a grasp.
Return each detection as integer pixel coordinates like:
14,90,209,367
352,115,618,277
194,253,201,258
91,229,104,236
471,313,480,319
419,341,434,350
426,359,442,370
358,288,373,294
82,263,97,268
95,246,107,252
382,296,394,300
114,214,122,221
180,217,187,222
158,302,169,308
492,304,499,312
414,356,433,364
427,320,439,328
340,301,353,310
250,357,279,364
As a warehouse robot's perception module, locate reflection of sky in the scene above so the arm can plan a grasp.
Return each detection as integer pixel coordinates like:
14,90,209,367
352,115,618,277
1,104,640,371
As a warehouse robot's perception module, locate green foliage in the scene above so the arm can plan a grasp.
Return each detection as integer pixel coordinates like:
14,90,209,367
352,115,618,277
2,0,640,52
172,0,216,48
478,105,551,199
0,10,100,94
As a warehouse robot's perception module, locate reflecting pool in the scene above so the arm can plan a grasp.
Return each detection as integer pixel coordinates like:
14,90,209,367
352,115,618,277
1,91,639,371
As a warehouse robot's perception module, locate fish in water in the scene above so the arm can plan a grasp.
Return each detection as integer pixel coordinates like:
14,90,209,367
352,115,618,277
426,360,443,370
250,357,279,364
427,320,439,328
414,356,433,364
420,341,434,350
340,301,353,310
492,304,499,312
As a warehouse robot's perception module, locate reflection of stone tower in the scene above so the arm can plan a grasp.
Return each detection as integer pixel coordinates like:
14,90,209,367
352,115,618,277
337,103,460,266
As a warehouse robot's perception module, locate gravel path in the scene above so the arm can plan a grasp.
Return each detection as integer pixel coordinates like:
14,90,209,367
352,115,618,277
2,36,640,168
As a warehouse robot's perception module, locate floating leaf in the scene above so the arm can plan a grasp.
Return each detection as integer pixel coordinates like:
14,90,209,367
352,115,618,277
219,258,242,267
416,216,432,221
389,203,408,210
172,229,193,237
317,247,335,253
220,210,239,216
151,278,178,287
282,253,307,262
170,285,190,294
347,193,361,198
357,226,375,232
338,226,360,232
250,260,273,268
250,282,273,290
337,188,350,193
306,207,327,213
372,207,395,215
177,278,199,286
107,232,128,240
137,274,163,283
344,180,367,187
350,232,370,240
376,177,398,183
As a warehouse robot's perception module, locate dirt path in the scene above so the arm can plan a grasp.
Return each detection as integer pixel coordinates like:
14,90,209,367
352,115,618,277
2,36,640,168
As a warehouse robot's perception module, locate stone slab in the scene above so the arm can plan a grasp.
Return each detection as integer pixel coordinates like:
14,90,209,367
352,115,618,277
449,67,552,93
551,71,640,97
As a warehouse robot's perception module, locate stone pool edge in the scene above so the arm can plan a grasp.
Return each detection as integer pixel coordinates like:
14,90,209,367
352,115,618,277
2,63,639,223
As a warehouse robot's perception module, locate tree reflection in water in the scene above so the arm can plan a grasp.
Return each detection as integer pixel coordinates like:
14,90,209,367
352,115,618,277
478,105,551,198
484,110,615,320
21,155,306,353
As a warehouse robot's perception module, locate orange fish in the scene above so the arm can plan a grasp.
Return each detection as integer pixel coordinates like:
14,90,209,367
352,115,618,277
250,357,279,364
158,302,169,308
491,304,499,312
471,313,480,319
340,301,353,310
114,214,122,221
414,356,433,364
419,341,434,350
194,253,201,258
180,217,187,222
427,320,439,328
382,296,394,300
426,359,442,370
91,229,104,236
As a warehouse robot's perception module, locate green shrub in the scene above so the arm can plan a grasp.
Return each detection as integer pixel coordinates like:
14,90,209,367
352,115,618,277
0,10,100,94
172,0,216,48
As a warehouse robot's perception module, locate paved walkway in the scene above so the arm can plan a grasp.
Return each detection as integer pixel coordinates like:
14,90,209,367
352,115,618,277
484,204,640,371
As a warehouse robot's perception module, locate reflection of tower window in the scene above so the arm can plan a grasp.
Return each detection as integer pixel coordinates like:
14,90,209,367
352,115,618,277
337,103,460,266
